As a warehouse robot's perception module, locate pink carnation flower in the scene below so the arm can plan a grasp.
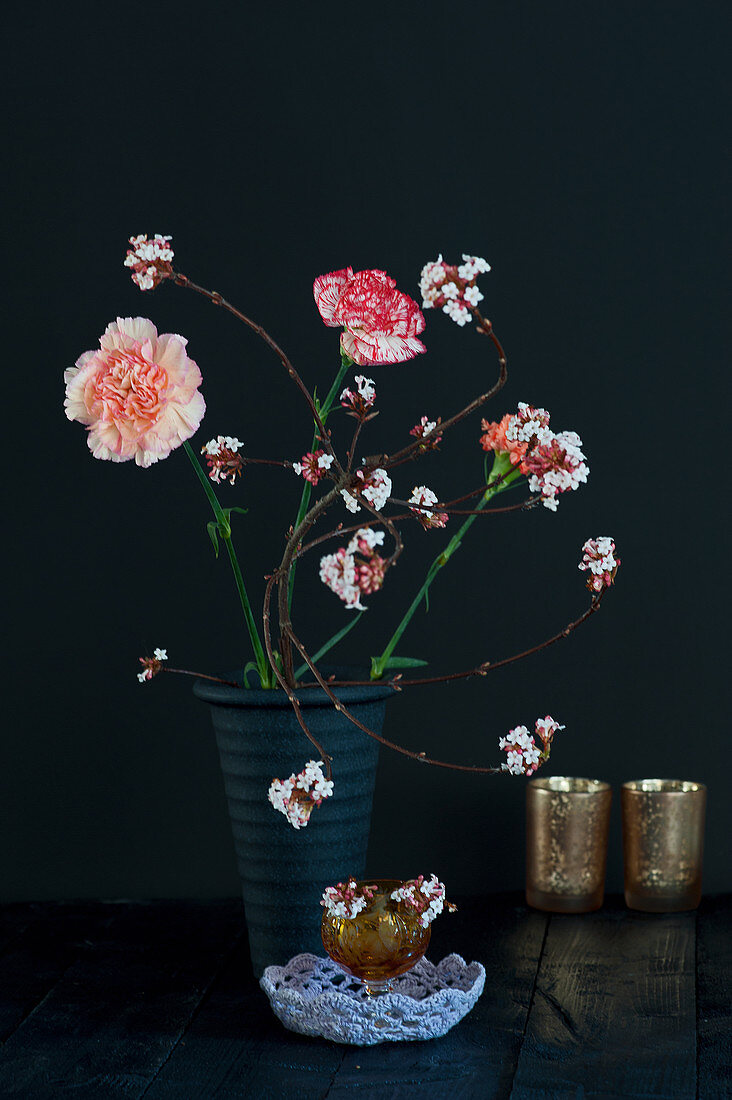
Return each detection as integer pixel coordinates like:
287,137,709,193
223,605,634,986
65,318,205,467
313,268,426,367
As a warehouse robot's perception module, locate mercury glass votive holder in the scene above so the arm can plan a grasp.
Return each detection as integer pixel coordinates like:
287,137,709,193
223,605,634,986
526,777,612,913
320,879,431,995
621,779,706,912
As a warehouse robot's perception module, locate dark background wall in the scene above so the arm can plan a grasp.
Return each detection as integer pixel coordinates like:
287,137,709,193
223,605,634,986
4,2,729,901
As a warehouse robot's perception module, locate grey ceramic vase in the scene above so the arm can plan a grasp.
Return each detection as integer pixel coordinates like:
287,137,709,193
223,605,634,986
193,670,394,977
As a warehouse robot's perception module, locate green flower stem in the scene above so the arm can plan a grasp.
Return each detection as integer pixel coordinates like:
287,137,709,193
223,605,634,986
287,351,354,612
183,440,273,688
370,456,524,680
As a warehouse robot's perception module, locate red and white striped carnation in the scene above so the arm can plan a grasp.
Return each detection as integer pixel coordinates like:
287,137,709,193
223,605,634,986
201,436,244,484
124,234,174,291
313,268,426,366
268,759,334,829
321,879,378,920
578,537,620,592
408,485,448,529
419,253,490,327
319,528,387,610
292,449,334,485
390,874,447,928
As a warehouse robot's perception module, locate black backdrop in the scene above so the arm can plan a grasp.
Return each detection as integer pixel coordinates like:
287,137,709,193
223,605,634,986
4,1,729,901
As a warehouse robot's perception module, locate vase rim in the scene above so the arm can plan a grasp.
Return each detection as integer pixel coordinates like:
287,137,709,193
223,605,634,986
192,665,398,708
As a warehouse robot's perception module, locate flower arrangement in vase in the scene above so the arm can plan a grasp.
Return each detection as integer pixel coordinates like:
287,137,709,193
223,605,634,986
64,234,619,970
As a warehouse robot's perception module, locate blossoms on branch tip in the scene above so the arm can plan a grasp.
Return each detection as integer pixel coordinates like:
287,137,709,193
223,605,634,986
268,760,334,829
419,254,490,327
313,268,426,366
202,436,244,484
292,450,334,485
390,875,448,928
320,527,387,610
578,537,620,592
341,468,392,513
410,415,442,448
137,648,168,683
123,234,174,291
408,485,448,529
321,879,379,920
65,318,205,467
499,716,564,775
522,430,589,510
340,375,376,417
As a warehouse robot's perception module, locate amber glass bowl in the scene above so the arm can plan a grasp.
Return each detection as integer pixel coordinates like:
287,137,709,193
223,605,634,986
321,879,431,994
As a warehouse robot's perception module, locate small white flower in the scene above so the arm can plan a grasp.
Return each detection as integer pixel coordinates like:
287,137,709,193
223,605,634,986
153,648,167,661
317,454,334,470
341,489,361,513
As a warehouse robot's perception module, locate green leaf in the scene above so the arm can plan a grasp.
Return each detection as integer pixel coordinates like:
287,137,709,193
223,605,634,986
207,521,220,558
293,612,364,680
383,651,429,668
242,660,260,688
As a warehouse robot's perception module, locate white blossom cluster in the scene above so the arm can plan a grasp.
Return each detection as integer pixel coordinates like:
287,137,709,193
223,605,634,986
292,452,333,476
202,436,243,455
319,528,386,610
136,647,168,683
419,253,490,326
526,431,589,511
123,234,174,290
268,760,334,829
499,726,542,775
341,467,392,513
340,374,376,410
505,403,552,445
321,880,370,920
408,485,448,529
578,537,619,592
390,874,446,928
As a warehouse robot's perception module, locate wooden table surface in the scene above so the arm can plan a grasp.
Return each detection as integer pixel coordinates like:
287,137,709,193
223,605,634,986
0,895,728,1099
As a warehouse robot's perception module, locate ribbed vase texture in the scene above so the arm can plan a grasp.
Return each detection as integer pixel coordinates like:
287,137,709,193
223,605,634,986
194,674,392,976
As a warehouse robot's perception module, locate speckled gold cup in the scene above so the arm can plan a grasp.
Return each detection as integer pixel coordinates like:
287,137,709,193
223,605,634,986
526,777,612,913
621,780,706,912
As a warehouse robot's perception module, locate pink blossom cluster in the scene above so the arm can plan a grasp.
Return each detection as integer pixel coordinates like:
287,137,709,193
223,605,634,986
410,416,442,449
419,254,491,326
137,648,167,683
499,716,565,776
341,467,392,513
408,486,449,530
65,317,205,467
321,879,378,920
314,268,426,366
292,449,334,485
268,759,334,829
522,430,589,511
390,874,447,928
201,436,244,484
578,537,620,592
320,528,387,610
124,234,174,291
340,375,376,418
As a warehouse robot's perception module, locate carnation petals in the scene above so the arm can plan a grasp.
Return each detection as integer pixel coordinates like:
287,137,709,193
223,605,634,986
314,267,426,366
66,317,205,467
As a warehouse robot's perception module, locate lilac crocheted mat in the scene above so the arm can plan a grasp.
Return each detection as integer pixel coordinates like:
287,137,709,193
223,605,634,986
259,953,485,1045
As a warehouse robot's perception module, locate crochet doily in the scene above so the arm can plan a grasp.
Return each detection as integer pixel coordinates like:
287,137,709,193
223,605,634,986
260,953,485,1045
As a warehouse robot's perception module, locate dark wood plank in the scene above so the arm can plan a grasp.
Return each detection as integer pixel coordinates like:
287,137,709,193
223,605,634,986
697,897,732,1099
510,900,697,1100
0,901,243,1099
144,895,547,1100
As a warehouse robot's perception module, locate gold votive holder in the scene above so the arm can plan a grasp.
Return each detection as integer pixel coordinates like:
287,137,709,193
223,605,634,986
621,779,706,912
526,777,612,913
